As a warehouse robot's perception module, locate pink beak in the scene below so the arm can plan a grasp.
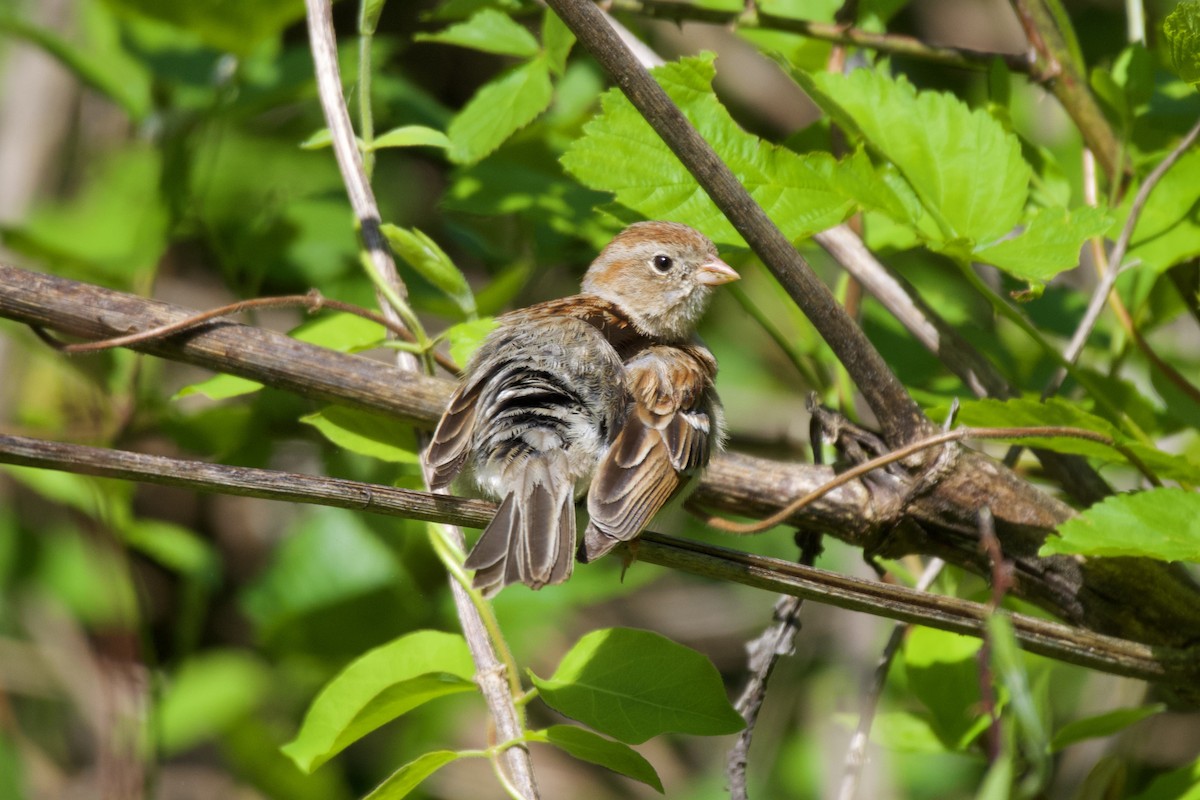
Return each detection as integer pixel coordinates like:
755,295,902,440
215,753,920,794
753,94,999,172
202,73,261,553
695,257,740,286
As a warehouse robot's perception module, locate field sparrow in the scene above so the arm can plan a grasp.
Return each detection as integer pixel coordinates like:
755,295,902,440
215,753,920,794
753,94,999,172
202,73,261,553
426,221,739,595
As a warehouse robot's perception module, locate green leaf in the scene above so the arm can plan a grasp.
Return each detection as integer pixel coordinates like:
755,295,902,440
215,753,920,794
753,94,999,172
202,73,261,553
175,373,264,401
380,225,476,316
442,317,497,367
122,519,220,581
904,627,990,750
1041,489,1200,562
529,628,745,744
102,0,306,55
530,726,663,792
300,406,420,464
299,129,336,150
1,146,168,285
1118,148,1200,276
448,57,553,164
370,126,451,151
562,54,854,246
985,615,1048,787
416,8,539,58
359,0,386,35
1129,755,1200,800
852,711,949,753
804,68,1030,247
157,651,272,755
0,11,150,119
241,509,400,637
1164,1,1200,85
290,312,387,352
363,751,463,800
973,206,1112,282
542,8,575,75
176,313,384,401
1050,704,1165,752
945,398,1200,484
282,631,475,773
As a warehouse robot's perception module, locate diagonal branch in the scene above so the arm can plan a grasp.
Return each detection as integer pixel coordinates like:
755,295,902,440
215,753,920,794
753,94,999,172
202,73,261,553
1,432,1193,689
544,0,930,447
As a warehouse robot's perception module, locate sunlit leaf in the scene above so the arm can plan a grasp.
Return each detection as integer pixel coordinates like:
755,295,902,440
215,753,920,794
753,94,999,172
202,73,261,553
530,726,663,792
301,406,420,464
1041,489,1200,562
416,8,539,58
803,67,1030,247
530,627,745,744
370,126,451,151
1164,1,1200,85
563,54,853,246
974,206,1111,282
283,631,475,773
363,751,463,799
448,58,553,164
380,225,476,316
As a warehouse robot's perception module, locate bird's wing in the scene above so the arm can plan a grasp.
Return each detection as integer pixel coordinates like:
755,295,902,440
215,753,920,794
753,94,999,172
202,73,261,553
581,344,719,561
425,377,483,490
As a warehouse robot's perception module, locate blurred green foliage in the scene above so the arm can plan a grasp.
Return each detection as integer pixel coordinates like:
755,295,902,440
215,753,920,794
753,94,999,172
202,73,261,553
1,0,1199,797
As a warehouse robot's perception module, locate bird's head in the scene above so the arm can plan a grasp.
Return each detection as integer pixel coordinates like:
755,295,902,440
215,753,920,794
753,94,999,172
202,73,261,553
581,221,739,341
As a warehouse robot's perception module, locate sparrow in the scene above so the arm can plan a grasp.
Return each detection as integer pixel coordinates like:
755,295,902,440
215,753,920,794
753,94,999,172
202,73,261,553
425,221,739,595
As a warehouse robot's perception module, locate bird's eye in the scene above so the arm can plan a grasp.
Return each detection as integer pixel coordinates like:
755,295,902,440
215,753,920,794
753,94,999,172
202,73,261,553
652,254,673,273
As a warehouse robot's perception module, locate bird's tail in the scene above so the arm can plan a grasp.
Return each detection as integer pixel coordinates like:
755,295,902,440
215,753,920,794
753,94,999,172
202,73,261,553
464,453,575,596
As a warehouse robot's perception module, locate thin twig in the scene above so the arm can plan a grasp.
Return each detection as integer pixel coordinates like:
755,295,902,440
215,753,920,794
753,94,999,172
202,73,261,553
1043,117,1200,399
1010,0,1124,180
976,507,1010,762
608,0,1031,73
0,432,1191,685
726,533,823,800
306,2,534,793
698,423,1160,537
33,291,460,374
305,0,421,372
836,557,944,800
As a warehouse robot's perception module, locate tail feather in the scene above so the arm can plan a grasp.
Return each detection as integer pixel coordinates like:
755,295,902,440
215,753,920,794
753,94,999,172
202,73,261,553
464,456,575,596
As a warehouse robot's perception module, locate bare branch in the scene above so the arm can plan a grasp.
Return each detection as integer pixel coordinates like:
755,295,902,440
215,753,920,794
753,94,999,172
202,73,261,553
305,0,420,371
0,432,1193,688
4,263,1200,649
1044,117,1200,398
836,558,944,800
609,0,1031,73
1009,0,1124,180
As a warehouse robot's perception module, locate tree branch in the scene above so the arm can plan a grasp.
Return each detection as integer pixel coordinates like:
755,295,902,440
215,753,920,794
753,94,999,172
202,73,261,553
4,263,1200,650
1009,0,1124,180
1,433,1193,689
815,225,1110,504
545,0,930,447
609,0,1032,74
